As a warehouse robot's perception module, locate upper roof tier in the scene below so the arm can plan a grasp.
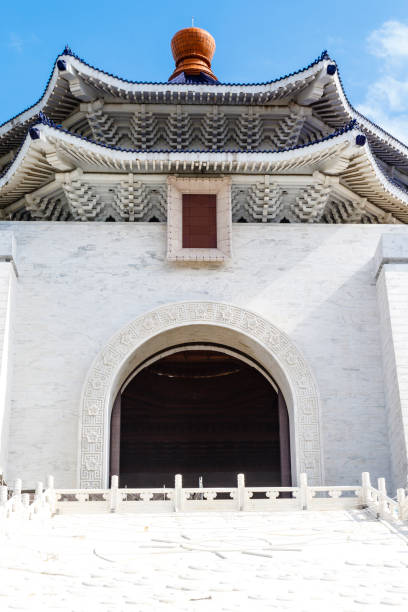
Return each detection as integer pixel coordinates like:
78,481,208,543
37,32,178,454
1,31,408,174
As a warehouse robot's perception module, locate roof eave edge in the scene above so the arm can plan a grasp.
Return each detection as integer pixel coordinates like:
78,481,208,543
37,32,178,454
330,71,408,159
0,51,329,139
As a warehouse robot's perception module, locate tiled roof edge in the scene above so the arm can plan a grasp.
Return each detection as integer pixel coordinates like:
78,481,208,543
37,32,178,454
329,64,408,156
61,47,330,87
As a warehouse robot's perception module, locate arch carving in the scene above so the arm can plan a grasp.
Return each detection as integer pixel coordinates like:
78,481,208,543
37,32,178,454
79,301,322,488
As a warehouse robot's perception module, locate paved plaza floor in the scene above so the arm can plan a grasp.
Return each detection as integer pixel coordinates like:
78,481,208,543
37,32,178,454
1,510,408,611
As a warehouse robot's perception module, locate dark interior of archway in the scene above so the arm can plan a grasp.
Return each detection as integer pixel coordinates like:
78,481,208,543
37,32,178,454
117,349,288,488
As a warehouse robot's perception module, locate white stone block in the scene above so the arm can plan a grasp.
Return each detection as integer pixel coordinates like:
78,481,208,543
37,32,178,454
374,233,408,278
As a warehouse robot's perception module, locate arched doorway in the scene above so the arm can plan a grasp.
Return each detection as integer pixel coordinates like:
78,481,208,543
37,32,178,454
110,346,291,488
79,301,322,488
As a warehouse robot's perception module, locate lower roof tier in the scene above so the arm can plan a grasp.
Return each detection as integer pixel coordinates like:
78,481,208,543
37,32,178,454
0,119,404,224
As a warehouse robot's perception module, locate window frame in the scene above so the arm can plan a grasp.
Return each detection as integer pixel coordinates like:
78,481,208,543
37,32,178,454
167,177,232,262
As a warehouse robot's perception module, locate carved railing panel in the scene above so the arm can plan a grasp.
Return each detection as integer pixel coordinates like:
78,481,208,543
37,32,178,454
2,473,407,524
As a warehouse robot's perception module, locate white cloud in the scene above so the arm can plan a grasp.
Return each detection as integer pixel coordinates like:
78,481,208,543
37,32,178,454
8,33,24,54
356,102,408,144
6,32,39,54
367,21,408,60
357,21,408,144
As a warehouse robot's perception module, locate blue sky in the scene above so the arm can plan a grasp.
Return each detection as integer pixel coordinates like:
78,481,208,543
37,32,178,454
2,0,408,141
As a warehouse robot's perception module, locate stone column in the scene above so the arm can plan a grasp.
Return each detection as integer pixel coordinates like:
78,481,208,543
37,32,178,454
0,232,17,483
375,234,408,490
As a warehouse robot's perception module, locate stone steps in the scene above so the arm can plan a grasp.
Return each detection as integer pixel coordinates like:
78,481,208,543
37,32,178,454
1,509,408,610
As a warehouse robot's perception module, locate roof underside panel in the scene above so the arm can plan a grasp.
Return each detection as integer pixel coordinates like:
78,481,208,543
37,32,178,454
312,77,408,172
0,78,78,158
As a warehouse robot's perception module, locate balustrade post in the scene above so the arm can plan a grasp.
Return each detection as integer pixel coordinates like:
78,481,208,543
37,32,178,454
377,477,387,519
361,472,371,506
14,478,22,501
397,488,406,521
13,478,22,496
12,478,22,514
299,473,310,510
22,493,30,509
174,474,183,513
0,485,7,506
35,482,43,502
46,475,56,514
237,473,246,511
110,475,119,513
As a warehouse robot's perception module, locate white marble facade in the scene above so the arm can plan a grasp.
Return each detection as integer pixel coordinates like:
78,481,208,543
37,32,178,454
0,222,407,492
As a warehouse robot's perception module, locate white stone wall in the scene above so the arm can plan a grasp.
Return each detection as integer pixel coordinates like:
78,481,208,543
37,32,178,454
2,221,408,490
375,235,408,490
0,232,16,478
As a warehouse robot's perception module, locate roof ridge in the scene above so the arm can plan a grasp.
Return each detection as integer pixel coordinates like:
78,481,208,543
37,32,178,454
61,45,79,59
59,48,331,87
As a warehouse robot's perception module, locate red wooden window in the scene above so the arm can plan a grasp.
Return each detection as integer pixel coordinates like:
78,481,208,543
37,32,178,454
182,194,217,248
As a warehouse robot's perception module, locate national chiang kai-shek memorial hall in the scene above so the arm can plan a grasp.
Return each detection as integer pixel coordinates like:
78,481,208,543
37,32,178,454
1,26,408,518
